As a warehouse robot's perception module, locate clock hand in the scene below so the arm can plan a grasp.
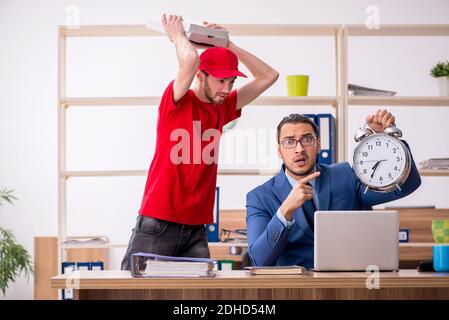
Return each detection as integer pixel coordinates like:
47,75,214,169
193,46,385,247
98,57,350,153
371,161,381,178
371,160,380,170
363,159,388,163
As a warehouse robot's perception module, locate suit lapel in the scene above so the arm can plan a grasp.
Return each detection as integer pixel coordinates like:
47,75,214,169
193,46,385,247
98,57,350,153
272,166,314,240
315,164,331,211
272,167,291,205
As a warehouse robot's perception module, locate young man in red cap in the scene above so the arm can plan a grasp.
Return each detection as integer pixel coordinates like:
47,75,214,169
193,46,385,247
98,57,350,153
121,14,278,269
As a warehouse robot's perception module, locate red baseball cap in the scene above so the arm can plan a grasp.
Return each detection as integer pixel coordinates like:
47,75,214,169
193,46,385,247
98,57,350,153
199,47,247,78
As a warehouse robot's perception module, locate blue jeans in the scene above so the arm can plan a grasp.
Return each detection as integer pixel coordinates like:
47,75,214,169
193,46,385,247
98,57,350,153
121,215,210,270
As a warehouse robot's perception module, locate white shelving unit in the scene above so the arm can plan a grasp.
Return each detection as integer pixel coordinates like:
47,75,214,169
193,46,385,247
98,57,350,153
57,23,449,267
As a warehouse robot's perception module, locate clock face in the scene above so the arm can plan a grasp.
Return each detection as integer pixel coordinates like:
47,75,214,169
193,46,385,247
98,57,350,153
353,134,410,190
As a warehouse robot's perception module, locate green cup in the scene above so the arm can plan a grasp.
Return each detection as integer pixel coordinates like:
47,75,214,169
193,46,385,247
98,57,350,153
432,220,449,243
286,75,309,96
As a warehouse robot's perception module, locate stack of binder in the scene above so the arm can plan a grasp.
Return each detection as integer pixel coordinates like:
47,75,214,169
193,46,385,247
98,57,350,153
131,252,216,277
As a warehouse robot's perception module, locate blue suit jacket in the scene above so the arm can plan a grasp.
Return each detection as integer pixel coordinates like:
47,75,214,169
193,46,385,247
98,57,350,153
246,144,421,268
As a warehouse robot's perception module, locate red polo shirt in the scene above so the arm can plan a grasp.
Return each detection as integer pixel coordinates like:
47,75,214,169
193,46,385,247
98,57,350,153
139,81,241,225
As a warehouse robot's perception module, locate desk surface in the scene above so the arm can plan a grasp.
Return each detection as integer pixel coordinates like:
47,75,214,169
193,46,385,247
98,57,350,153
51,270,449,290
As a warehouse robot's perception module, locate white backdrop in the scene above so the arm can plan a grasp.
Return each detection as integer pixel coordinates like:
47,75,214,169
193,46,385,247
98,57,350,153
1,0,449,299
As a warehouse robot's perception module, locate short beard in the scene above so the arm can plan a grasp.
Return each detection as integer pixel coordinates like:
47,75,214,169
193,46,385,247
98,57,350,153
285,162,316,179
203,78,221,105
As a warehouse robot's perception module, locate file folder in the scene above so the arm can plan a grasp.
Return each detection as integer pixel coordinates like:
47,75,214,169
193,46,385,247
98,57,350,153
315,114,336,165
76,262,90,271
61,262,76,300
90,261,104,270
301,114,336,165
207,187,220,242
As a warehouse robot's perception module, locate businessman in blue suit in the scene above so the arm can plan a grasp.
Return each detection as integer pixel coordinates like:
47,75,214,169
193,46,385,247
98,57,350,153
246,110,421,268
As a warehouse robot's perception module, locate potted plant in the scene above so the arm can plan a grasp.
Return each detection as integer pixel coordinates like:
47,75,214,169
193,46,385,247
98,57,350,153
0,188,33,295
430,60,449,96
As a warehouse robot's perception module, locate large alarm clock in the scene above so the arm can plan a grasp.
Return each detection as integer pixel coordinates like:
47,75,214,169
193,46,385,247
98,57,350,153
353,124,411,193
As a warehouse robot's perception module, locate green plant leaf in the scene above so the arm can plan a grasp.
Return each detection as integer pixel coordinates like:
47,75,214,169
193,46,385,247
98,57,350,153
0,188,32,295
0,228,33,295
0,188,18,205
431,60,449,78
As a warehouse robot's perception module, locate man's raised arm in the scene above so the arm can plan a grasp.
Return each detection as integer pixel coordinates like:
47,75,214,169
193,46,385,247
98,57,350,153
162,14,199,103
227,41,279,110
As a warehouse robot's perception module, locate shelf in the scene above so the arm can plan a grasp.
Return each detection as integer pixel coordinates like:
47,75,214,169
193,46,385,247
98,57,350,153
61,169,449,178
60,24,449,38
249,96,338,106
61,242,248,249
346,24,449,36
348,96,449,107
61,243,127,249
209,242,248,247
61,242,441,249
62,170,147,178
61,169,279,178
227,24,340,36
419,170,449,177
61,96,338,107
61,97,161,106
218,169,279,176
60,24,341,37
62,96,449,108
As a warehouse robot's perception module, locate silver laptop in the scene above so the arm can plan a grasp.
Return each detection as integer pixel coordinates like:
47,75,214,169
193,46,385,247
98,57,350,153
314,210,399,271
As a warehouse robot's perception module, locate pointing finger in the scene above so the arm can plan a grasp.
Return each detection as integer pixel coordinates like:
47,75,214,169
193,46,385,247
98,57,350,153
296,184,313,192
298,171,320,184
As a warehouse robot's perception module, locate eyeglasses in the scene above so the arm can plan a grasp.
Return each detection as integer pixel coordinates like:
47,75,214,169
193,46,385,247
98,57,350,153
220,228,247,243
281,135,317,149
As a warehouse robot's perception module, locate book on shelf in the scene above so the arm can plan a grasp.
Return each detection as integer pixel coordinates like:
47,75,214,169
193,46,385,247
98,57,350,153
131,252,216,278
348,83,397,96
245,265,308,275
418,158,449,170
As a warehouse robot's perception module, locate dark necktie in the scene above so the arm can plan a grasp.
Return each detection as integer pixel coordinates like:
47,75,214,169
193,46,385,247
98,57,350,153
302,182,317,229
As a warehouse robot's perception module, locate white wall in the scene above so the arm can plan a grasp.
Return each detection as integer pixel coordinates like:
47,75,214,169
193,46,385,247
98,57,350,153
1,0,449,299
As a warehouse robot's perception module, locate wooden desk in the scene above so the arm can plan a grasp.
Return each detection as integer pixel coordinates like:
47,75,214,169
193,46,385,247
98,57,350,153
51,270,449,300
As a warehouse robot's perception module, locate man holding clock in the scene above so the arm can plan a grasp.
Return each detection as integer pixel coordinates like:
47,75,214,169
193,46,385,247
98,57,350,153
246,110,421,268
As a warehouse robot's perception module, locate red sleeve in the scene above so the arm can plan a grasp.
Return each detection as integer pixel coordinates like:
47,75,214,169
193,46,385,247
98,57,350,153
159,80,189,117
222,89,241,125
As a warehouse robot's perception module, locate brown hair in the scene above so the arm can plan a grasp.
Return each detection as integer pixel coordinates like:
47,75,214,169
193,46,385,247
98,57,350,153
276,114,320,143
